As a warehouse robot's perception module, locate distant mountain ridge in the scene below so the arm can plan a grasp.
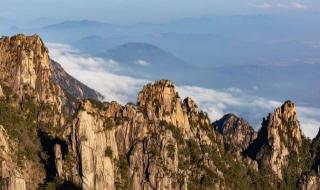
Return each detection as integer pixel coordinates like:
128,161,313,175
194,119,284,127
42,20,116,30
98,42,190,78
99,42,185,66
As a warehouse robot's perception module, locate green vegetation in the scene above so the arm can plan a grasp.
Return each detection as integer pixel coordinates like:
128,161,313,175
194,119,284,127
103,118,114,130
0,177,8,189
0,94,41,166
116,155,129,190
175,92,180,99
187,140,202,165
105,146,113,158
39,177,81,190
279,138,313,189
87,98,104,110
167,144,175,160
138,106,148,117
159,120,184,144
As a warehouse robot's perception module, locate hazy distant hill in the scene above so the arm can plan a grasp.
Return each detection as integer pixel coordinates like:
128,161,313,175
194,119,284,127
97,42,190,77
6,17,320,107
42,20,115,30
37,20,120,43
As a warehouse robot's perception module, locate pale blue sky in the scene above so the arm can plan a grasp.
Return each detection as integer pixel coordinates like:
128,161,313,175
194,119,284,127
0,0,318,24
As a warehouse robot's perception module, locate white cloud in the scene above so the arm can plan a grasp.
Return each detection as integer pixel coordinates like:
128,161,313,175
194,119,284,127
135,59,150,66
297,106,320,138
47,42,147,103
48,42,319,139
291,2,307,9
255,3,273,9
177,85,282,126
254,2,307,10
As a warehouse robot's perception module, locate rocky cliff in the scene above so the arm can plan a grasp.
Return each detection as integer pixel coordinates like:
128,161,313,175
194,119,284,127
214,113,257,151
244,100,314,188
0,34,320,190
0,34,63,190
50,60,104,101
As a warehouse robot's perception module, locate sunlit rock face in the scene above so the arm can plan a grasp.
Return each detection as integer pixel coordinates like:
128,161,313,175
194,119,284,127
245,101,304,179
0,34,63,107
137,80,191,133
0,125,26,190
63,80,218,190
0,34,61,190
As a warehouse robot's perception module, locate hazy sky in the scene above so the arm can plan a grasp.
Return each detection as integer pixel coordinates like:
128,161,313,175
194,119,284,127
0,0,318,24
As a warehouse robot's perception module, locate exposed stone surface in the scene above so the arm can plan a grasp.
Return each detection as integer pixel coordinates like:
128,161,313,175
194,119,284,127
0,34,58,190
214,113,257,151
0,126,28,190
53,80,225,190
54,144,63,177
299,174,320,190
245,101,304,179
50,59,104,101
0,34,63,107
137,80,191,133
0,85,4,97
1,34,320,190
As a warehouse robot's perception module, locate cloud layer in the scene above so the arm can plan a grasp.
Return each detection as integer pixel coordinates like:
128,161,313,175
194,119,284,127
48,43,148,103
48,43,320,139
255,2,307,10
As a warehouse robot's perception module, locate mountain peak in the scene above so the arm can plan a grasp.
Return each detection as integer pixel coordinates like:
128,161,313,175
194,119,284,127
245,100,303,179
214,113,257,151
137,79,176,106
1,33,46,52
0,34,59,104
279,100,297,122
137,80,186,126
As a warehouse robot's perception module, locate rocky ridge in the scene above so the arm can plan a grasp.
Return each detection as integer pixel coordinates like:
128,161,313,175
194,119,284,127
50,59,104,101
0,34,320,190
214,113,257,151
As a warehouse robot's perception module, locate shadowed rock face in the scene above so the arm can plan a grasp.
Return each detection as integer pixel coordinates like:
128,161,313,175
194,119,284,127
299,175,320,190
299,129,320,189
312,130,320,171
50,59,104,101
214,113,257,151
1,34,320,190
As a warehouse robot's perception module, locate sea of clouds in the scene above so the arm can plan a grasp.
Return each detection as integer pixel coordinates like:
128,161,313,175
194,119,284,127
48,42,320,139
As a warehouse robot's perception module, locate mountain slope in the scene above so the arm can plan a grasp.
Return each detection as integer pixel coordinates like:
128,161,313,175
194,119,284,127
50,59,104,101
0,34,320,190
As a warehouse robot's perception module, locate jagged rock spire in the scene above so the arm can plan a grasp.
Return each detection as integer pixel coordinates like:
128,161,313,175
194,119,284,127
0,34,62,106
245,100,303,179
137,79,191,131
